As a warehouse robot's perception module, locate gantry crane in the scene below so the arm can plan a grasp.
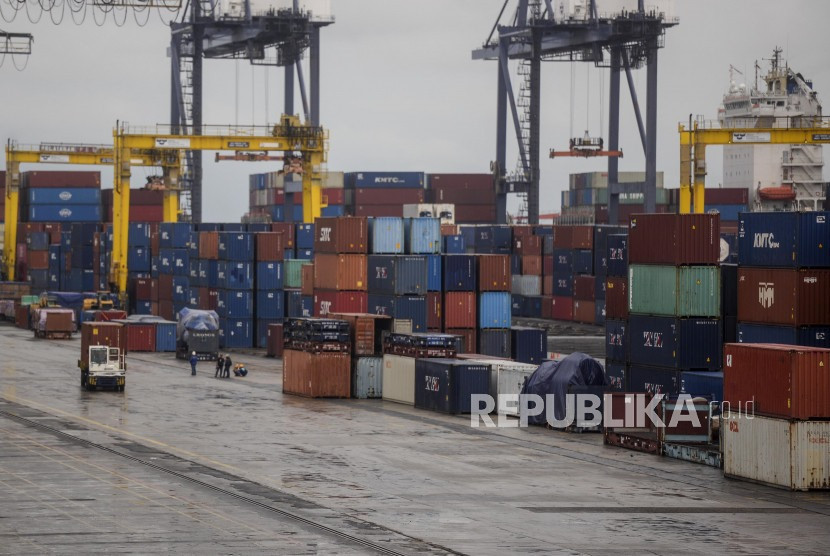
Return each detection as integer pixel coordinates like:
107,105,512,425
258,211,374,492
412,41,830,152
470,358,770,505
4,114,328,293
678,118,830,214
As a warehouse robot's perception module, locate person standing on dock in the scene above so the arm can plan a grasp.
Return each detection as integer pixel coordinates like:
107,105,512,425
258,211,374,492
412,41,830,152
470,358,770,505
215,354,224,378
222,354,233,378
190,351,198,376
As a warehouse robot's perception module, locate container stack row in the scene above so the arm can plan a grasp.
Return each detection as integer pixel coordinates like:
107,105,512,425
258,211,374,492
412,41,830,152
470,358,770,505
247,171,346,223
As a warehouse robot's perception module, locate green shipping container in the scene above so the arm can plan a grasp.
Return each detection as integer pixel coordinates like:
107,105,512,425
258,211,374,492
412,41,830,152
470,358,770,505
628,265,720,317
284,259,305,289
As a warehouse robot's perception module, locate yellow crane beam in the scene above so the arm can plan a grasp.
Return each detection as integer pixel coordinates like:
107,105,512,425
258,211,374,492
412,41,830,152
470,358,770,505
678,119,830,214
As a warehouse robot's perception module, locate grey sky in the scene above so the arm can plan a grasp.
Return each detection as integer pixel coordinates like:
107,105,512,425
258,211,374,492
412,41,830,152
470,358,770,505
1,0,828,221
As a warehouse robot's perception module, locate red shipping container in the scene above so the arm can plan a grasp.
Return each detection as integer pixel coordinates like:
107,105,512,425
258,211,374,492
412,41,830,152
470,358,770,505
313,254,367,291
313,290,368,316
574,275,596,301
543,276,553,296
255,232,285,262
355,188,425,205
20,223,45,235
314,217,368,254
737,268,830,326
455,205,496,223
628,213,720,265
94,310,128,322
704,188,749,205
514,235,542,255
428,173,493,190
477,255,512,292
427,292,442,330
196,287,210,310
724,343,830,420
158,275,173,300
24,170,100,188
43,223,62,243
123,322,156,352
512,226,533,238
158,301,174,321
541,296,553,319
199,231,219,259
133,278,153,300
354,204,402,218
283,349,350,398
270,222,295,248
267,323,284,358
447,328,477,354
80,322,127,367
127,205,164,223
431,188,496,205
605,276,628,319
440,224,459,237
573,300,596,324
444,291,476,329
552,296,574,321
301,264,314,296
543,255,553,276
206,289,220,311
521,256,542,276
322,188,344,205
553,226,572,249
27,251,49,270
150,226,160,256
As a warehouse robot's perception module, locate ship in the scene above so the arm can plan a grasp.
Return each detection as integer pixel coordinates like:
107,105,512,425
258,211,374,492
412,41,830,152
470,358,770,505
718,47,824,211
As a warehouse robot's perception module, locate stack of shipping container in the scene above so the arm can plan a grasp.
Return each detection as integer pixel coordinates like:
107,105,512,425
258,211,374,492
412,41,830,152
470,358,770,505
349,172,426,218
313,217,370,317
427,174,496,224
624,213,723,397
559,172,668,224
603,233,628,392
254,231,285,348
247,171,346,222
216,230,255,348
23,171,102,224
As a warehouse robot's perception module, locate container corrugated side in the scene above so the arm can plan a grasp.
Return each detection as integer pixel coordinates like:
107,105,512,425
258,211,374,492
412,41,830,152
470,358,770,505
370,217,405,254
414,359,490,414
736,211,798,268
314,216,368,254
481,360,539,416
477,254,512,292
283,349,350,398
629,213,720,265
313,254,367,291
405,218,442,254
382,354,416,405
628,315,721,370
737,268,830,326
479,292,511,329
444,291,476,329
284,259,304,288
629,265,720,317
353,357,383,399
723,413,830,491
723,343,830,420
367,255,427,295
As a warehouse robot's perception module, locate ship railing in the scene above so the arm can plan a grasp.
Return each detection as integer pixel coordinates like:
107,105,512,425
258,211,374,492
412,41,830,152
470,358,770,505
685,117,830,130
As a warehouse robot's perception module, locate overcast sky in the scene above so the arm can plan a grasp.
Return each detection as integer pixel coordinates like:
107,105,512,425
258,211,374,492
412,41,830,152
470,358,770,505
1,0,828,221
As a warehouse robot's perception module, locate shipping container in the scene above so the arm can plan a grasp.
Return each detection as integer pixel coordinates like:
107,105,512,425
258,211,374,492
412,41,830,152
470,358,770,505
405,218,442,254
284,259,305,289
444,291,476,329
282,349,350,397
573,300,596,324
629,265,721,317
28,187,101,205
738,211,830,268
314,290,369,316
430,188,496,205
367,255,427,295
154,321,177,352
353,357,383,399
605,361,626,391
444,235,465,254
255,232,285,262
122,321,156,352
222,318,253,348
427,292,442,330
266,323,284,357
330,313,391,356
314,217,368,254
627,365,682,397
737,323,830,349
479,292,511,329
553,249,573,273
629,213,720,265
481,360,539,416
313,254,368,291
553,273,574,297
723,343,830,420
510,327,546,364
443,255,477,291
737,268,830,326
521,255,542,276
218,232,254,261
382,354,417,405
426,255,442,291
551,296,573,321
721,264,738,317
217,261,254,290
285,290,312,318
454,204,497,224
219,290,253,319
255,261,284,291
24,170,100,188
414,359,490,414
605,319,627,363
476,255,511,292
270,222,295,248
512,275,542,297
447,328,476,353
680,371,723,402
604,276,628,319
198,231,219,259
478,329,511,358
348,171,425,189
256,290,285,319
574,275,596,301
369,217,405,254
628,315,722,370
28,204,101,222
428,173,492,190
723,413,830,491
572,250,593,275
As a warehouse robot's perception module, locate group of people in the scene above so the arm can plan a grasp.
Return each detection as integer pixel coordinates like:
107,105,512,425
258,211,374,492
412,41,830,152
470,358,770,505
187,352,247,378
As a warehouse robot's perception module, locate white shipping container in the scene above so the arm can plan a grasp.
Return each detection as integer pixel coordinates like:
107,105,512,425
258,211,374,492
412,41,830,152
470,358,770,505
432,204,455,225
382,354,416,405
323,171,344,189
403,204,434,219
480,360,539,416
353,357,383,399
723,413,830,491
511,275,542,296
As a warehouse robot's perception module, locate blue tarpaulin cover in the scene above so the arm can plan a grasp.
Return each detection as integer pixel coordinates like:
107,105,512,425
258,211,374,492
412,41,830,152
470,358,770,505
520,352,606,424
177,308,220,342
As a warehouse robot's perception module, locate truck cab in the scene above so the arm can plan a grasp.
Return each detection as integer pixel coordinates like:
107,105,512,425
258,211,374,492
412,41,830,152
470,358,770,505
82,346,126,391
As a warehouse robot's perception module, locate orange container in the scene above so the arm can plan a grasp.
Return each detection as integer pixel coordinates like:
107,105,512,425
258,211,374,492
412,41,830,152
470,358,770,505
313,254,367,291
198,231,219,259
301,264,315,296
283,349,350,398
444,292,476,329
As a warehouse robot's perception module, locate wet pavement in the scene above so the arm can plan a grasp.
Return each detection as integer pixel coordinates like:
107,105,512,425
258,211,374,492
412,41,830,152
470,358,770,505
1,323,829,554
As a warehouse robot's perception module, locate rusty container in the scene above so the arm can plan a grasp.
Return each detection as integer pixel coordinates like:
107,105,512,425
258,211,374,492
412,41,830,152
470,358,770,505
605,276,628,319
198,231,219,259
440,224,459,237
80,322,127,367
724,343,830,420
301,264,315,296
329,313,391,356
266,323,284,358
314,216,368,254
27,251,49,270
270,222,295,248
514,235,543,256
573,300,596,324
737,268,830,326
521,256,542,276
255,232,285,262
554,226,594,249
628,213,720,265
427,292,442,330
444,291,477,329
477,254,512,292
447,328,477,354
283,349,351,398
313,254,367,291
574,275,596,301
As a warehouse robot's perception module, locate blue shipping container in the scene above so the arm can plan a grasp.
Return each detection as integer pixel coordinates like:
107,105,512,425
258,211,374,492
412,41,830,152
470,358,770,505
444,235,465,254
134,300,153,315
479,292,511,329
256,262,284,290
511,295,525,317
628,365,682,397
736,323,830,349
188,231,200,258
738,211,830,268
370,217,405,254
70,223,99,246
680,371,723,403
347,171,425,189
296,249,314,261
172,250,190,276
593,225,626,277
270,205,285,222
129,223,151,247
443,255,477,291
595,300,605,325
188,287,200,307
511,327,547,364
256,290,285,319
321,205,345,218
706,204,746,222
256,319,283,349
172,276,189,304
296,224,315,249
605,362,626,392
459,226,477,251
478,329,511,358
628,315,721,370
426,255,442,291
605,319,627,363
218,232,254,261
572,250,593,275
155,321,177,352
367,255,428,295
222,318,254,348
405,218,442,254
414,359,490,414
220,290,254,319
28,188,101,205
553,250,573,273
159,222,191,249
221,223,245,232
606,234,628,277
128,247,152,273
285,290,304,318
553,274,573,297
218,261,254,290
71,245,94,270
28,232,51,251
29,204,101,222
366,294,427,332
510,255,521,275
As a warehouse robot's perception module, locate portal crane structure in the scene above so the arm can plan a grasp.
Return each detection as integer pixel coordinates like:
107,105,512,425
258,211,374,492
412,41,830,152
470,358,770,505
473,0,677,224
679,117,830,213
4,115,328,292
170,0,333,223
